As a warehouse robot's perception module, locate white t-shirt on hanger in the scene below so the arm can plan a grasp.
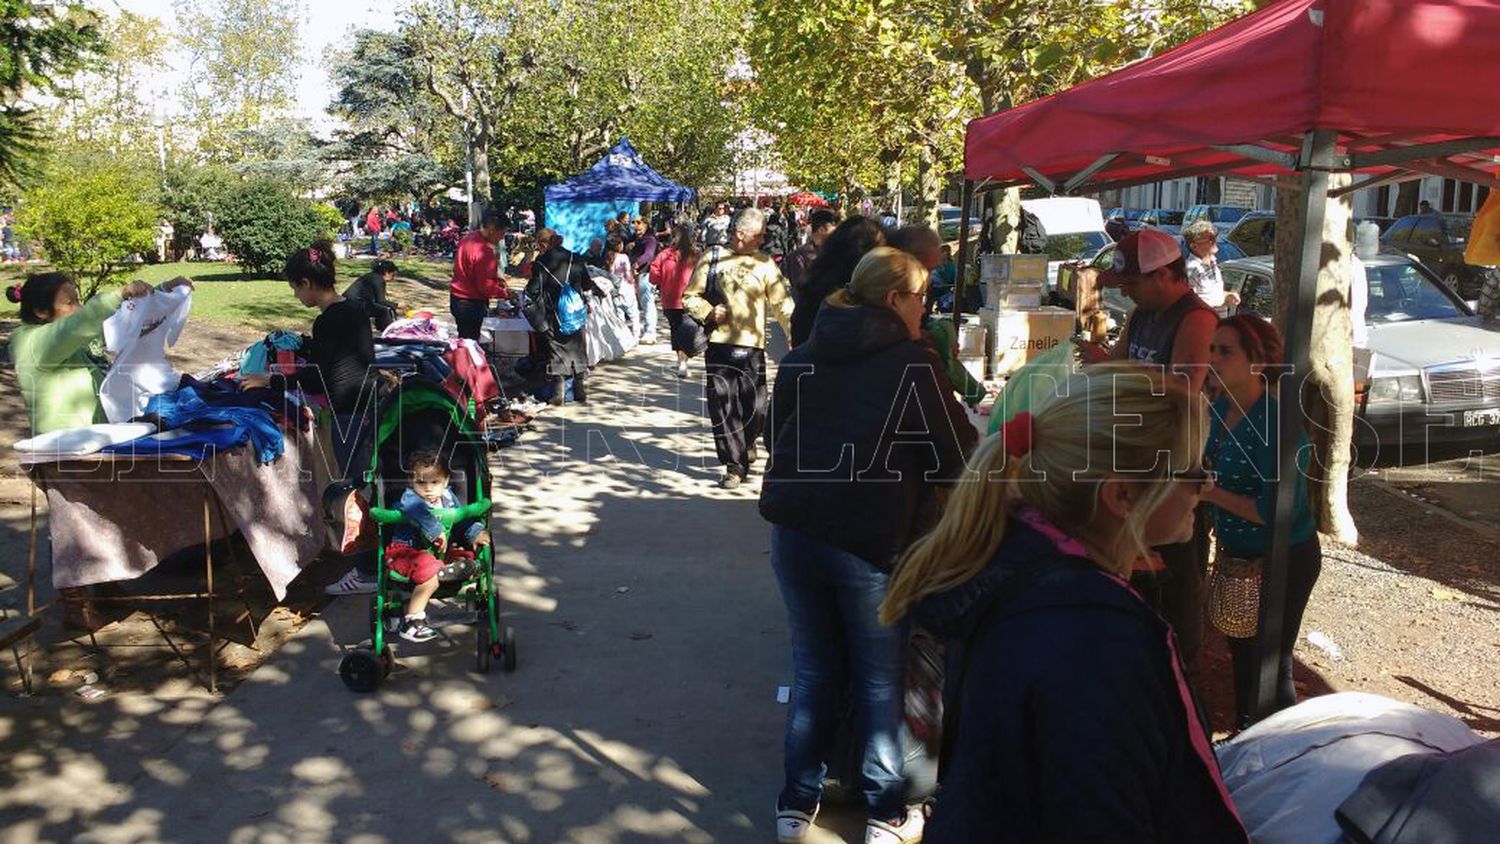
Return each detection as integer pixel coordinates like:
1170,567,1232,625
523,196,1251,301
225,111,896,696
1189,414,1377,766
99,287,193,422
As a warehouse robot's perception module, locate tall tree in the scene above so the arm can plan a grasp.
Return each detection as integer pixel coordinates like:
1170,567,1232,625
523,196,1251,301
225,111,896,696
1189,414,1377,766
175,0,299,162
0,0,105,183
46,10,171,161
324,28,460,203
404,0,549,223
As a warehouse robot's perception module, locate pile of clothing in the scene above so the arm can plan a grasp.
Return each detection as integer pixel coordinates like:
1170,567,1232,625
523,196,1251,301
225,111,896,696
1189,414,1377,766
100,376,304,464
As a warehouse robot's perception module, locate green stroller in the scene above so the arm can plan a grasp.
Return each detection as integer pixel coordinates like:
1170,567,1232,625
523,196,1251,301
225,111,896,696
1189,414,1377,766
338,379,517,692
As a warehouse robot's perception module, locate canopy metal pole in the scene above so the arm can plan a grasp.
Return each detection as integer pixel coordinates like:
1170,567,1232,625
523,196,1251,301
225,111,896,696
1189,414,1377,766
952,179,976,330
1255,128,1336,722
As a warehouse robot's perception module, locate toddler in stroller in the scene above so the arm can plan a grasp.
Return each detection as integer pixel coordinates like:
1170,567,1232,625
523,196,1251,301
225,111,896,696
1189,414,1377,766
386,451,491,643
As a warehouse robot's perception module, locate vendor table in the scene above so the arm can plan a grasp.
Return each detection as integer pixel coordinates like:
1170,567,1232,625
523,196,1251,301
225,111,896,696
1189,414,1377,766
22,423,333,692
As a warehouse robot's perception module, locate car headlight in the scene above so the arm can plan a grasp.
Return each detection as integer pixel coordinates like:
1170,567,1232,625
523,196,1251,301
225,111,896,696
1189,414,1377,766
1367,375,1424,403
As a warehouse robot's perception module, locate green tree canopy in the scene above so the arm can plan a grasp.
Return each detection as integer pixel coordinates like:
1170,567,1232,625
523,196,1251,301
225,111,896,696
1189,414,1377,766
16,157,160,297
0,0,105,183
215,179,324,275
175,0,299,162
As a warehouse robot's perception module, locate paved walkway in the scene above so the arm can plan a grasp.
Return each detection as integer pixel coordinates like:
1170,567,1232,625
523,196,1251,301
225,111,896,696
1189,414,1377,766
0,343,831,843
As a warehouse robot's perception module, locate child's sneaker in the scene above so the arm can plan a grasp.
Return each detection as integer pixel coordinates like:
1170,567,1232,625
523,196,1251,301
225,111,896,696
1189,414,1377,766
775,805,818,843
865,807,924,844
398,615,438,643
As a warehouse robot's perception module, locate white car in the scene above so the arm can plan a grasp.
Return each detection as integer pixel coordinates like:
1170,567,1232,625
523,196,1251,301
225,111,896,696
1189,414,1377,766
1023,197,1111,292
1221,254,1500,462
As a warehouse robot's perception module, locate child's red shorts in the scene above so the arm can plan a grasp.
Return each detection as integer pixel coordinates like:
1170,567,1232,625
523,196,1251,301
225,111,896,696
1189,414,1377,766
386,544,442,583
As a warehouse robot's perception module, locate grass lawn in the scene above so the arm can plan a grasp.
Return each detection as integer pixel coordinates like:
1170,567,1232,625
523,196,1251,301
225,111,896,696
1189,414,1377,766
0,255,456,334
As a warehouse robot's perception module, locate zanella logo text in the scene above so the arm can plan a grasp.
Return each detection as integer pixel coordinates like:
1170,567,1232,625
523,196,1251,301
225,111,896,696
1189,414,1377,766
1011,336,1061,351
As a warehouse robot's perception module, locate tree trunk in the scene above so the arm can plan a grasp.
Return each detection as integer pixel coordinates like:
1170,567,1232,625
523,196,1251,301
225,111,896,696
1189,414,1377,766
916,139,942,229
883,155,902,218
993,187,1022,253
1393,179,1422,217
473,123,492,222
1273,173,1360,546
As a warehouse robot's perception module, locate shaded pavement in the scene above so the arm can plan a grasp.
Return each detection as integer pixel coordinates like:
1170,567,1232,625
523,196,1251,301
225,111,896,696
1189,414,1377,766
0,343,804,843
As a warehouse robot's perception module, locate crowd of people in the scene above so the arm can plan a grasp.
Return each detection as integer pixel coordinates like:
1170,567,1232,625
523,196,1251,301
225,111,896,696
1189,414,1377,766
5,194,1325,841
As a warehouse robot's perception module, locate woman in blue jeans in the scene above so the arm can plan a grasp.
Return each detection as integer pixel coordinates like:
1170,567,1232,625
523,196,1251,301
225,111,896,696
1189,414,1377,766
1201,315,1321,729
760,248,976,844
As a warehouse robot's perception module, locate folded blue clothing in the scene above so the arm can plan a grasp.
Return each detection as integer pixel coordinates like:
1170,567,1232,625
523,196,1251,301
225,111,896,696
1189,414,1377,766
105,385,286,464
99,424,245,462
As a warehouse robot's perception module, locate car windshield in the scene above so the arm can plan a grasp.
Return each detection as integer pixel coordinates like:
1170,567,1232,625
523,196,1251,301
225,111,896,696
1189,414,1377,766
1444,216,1471,243
1121,209,1147,221
1154,210,1184,225
1210,207,1249,223
1365,262,1465,323
1045,231,1112,261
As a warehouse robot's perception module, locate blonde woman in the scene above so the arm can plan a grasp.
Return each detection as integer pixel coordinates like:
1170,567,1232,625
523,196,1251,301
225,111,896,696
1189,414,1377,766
881,364,1248,843
760,247,977,844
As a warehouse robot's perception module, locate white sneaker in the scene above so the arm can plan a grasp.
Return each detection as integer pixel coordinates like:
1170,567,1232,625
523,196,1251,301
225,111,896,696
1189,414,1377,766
324,567,375,595
865,807,924,844
776,806,818,843
676,359,689,379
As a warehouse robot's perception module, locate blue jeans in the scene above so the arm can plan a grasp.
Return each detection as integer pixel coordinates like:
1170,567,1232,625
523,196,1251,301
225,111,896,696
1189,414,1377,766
771,525,907,818
637,272,657,338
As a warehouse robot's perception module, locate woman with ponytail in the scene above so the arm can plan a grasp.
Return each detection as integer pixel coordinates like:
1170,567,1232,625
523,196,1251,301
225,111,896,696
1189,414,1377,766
254,240,377,596
760,247,976,844
8,272,191,435
882,364,1247,843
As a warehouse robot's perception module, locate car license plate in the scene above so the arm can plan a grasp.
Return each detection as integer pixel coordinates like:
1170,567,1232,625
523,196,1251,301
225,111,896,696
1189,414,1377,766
1463,408,1500,427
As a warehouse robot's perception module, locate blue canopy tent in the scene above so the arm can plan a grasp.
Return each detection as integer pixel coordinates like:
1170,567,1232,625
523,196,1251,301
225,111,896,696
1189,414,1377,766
543,139,696,252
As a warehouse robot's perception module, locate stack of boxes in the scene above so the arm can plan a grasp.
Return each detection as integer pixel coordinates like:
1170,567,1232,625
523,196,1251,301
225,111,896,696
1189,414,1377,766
975,254,1076,380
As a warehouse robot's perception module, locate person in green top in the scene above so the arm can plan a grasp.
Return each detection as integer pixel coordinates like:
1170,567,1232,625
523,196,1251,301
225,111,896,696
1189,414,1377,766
1201,314,1321,729
7,272,194,435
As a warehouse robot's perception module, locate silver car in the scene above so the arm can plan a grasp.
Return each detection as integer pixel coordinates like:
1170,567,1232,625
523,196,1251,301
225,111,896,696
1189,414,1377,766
1221,254,1500,461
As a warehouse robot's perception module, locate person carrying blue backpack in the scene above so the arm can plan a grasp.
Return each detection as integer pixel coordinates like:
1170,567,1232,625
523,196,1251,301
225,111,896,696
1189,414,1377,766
527,228,602,405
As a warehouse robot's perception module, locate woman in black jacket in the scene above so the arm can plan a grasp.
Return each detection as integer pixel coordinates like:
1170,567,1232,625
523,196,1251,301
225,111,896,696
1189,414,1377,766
879,364,1247,843
760,247,977,844
788,215,884,348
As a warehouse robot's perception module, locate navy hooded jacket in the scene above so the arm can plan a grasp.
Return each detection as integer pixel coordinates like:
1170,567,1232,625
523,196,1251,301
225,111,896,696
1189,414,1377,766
759,304,977,570
911,514,1248,843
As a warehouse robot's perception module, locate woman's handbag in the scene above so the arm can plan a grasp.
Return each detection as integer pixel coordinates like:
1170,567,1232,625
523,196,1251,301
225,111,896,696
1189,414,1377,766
674,249,723,358
1207,553,1264,639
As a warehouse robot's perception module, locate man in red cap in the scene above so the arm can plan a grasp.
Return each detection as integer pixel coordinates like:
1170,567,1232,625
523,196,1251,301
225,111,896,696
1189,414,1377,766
1101,228,1217,676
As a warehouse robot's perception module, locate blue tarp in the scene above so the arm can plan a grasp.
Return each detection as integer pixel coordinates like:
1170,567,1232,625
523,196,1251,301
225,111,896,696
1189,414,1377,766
544,139,695,252
543,139,696,204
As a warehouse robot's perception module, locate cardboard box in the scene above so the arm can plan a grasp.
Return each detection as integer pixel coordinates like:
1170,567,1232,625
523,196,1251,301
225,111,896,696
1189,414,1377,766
986,280,1044,310
980,254,1050,284
986,306,1076,377
956,318,987,357
959,353,987,383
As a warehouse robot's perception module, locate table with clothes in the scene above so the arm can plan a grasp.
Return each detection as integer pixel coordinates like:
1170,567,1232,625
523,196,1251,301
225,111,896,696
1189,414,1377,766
20,377,333,601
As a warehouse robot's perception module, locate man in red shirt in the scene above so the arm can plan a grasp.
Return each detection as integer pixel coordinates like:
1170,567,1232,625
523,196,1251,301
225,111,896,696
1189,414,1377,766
449,209,511,341
364,207,383,256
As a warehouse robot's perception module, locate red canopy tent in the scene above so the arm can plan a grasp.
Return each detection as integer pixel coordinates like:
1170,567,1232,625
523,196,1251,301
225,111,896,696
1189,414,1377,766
957,0,1500,722
787,190,831,208
964,0,1500,195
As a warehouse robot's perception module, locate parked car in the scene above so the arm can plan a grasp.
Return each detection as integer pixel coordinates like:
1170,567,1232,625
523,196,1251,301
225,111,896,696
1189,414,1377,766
936,204,976,241
1024,197,1111,291
1380,213,1482,299
1183,204,1252,235
1054,235,1245,324
1226,210,1277,257
1221,253,1500,462
1143,209,1185,236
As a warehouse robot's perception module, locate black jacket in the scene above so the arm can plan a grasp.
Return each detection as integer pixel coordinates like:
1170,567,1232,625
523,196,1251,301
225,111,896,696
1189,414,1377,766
526,248,600,377
911,517,1248,843
759,304,977,570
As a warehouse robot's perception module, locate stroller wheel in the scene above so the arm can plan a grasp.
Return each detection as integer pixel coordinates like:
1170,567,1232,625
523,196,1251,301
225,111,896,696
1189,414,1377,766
340,650,382,693
502,626,518,673
476,617,493,674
